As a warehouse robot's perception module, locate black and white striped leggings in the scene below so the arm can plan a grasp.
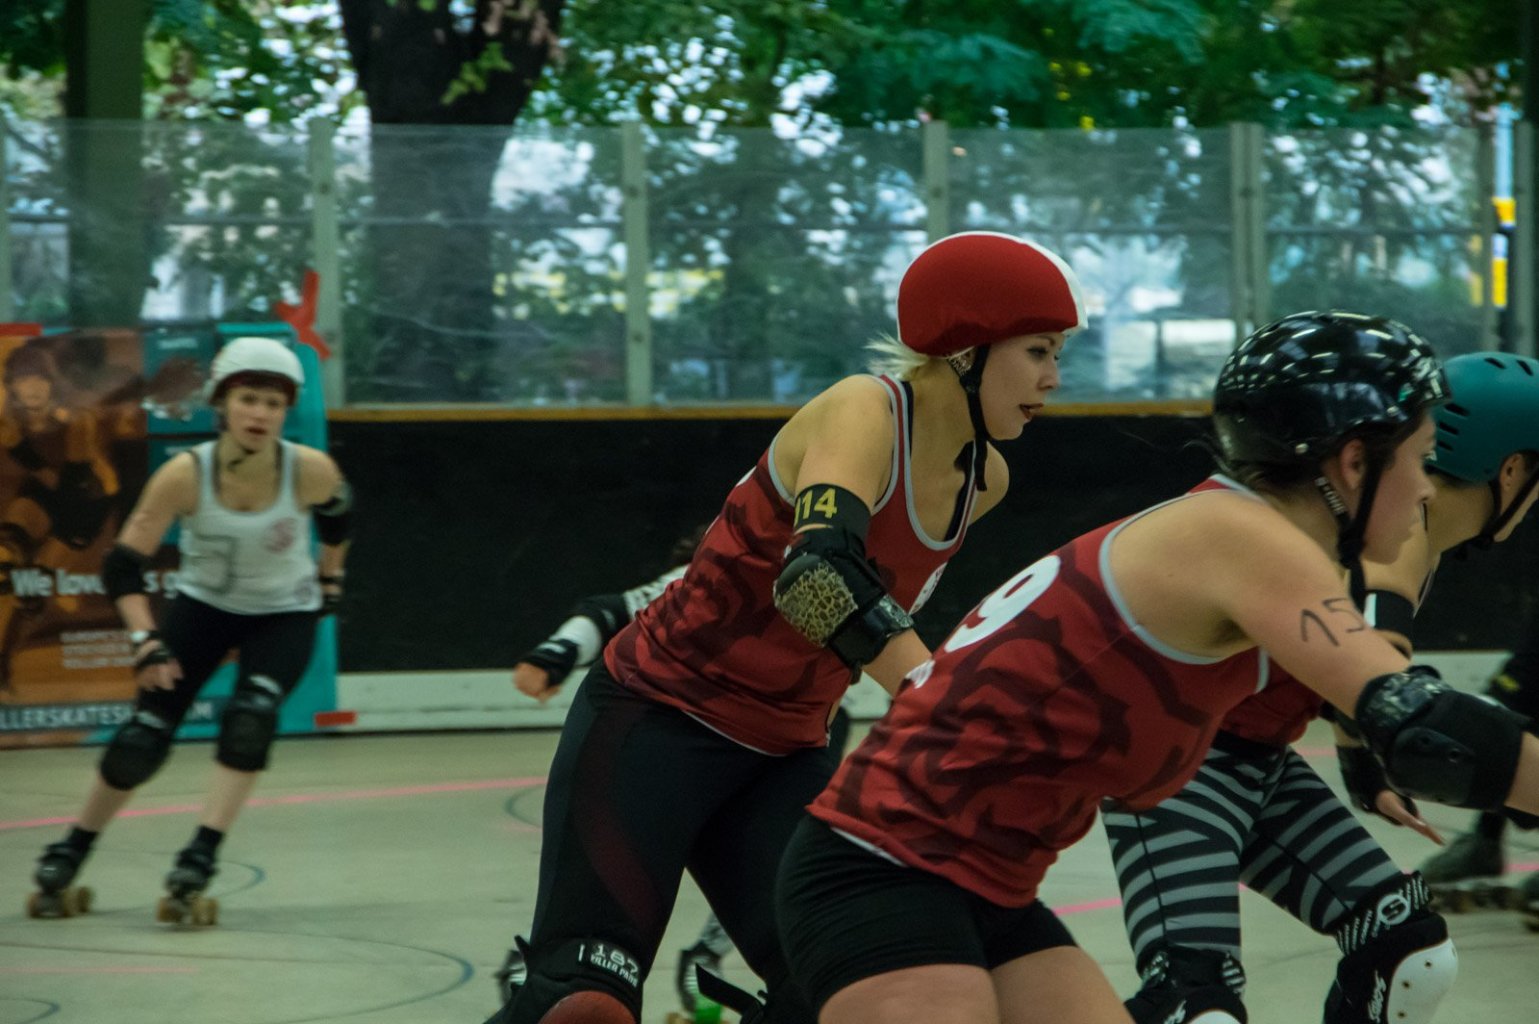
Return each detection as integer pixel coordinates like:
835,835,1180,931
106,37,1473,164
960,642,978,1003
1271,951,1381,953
1103,736,1403,973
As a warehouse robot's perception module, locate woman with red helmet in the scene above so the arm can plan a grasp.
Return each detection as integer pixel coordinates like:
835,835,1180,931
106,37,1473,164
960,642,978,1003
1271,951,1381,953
487,232,1086,1024
26,337,352,925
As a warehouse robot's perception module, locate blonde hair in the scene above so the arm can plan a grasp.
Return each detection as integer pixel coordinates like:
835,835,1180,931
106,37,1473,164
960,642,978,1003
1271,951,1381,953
864,333,943,380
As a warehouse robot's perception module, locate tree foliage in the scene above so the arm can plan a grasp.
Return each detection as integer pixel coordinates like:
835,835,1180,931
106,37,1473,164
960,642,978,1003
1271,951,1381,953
0,1,352,124
531,0,1523,131
1,1,1524,398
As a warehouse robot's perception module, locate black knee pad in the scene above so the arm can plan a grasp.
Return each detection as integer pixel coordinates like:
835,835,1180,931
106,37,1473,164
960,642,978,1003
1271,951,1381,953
1326,875,1456,1024
511,939,642,1024
215,675,284,772
99,710,174,789
1125,944,1247,1024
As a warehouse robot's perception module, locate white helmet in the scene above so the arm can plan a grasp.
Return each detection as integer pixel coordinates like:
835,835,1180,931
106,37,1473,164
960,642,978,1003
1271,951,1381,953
207,336,304,405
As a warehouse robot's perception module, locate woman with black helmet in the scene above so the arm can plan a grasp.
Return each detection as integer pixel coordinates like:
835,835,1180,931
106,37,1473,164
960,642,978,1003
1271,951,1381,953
24,336,351,925
774,312,1539,1024
1105,348,1539,1024
486,231,1086,1024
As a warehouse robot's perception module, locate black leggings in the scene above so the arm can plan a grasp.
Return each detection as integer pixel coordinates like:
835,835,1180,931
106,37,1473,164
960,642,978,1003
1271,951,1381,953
131,595,316,734
508,665,836,1023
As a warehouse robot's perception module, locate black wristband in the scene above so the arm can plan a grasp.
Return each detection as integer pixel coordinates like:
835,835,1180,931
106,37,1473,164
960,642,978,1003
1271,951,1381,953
134,642,173,672
520,638,580,679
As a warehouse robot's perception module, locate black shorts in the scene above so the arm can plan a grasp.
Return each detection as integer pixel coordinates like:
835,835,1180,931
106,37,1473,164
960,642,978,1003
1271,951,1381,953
776,816,1076,1013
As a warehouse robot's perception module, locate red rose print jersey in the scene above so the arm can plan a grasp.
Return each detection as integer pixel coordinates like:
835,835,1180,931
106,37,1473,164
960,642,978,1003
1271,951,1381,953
811,476,1273,906
606,376,976,755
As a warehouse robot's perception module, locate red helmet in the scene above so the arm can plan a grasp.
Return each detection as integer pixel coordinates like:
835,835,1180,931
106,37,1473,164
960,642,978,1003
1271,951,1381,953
897,231,1086,357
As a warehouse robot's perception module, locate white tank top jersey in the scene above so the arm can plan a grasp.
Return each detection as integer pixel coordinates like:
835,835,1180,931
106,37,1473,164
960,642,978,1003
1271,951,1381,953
175,440,321,615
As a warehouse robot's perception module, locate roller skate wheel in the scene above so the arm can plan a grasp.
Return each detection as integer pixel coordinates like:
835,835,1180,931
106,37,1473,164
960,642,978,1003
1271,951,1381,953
695,998,722,1024
25,892,56,919
65,885,92,916
155,896,185,924
190,896,219,926
1432,887,1473,914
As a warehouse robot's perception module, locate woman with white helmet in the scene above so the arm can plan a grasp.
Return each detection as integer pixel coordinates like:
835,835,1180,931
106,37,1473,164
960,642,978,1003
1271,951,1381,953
487,231,1087,1024
26,336,352,925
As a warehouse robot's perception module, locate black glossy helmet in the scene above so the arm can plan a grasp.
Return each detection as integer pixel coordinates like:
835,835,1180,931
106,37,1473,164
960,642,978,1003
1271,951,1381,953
1214,311,1449,468
1213,311,1449,587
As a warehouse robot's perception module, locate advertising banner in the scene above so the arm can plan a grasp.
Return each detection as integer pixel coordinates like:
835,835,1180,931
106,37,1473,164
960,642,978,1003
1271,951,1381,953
0,324,337,748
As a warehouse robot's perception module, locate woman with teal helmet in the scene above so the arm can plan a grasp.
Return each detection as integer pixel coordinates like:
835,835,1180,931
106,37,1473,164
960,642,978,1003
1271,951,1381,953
1415,352,1539,925
1425,352,1539,545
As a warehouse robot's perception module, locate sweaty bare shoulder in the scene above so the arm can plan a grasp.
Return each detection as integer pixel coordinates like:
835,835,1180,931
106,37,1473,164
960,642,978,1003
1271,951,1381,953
152,451,200,514
294,445,343,506
117,452,199,553
1110,489,1316,658
1183,495,1411,712
776,375,896,506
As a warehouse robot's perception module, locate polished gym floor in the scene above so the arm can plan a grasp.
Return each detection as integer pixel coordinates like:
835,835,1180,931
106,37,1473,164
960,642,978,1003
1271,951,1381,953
1,720,1535,1024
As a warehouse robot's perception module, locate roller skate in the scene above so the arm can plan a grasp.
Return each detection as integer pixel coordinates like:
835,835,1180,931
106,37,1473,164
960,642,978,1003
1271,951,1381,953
1123,946,1247,1024
1422,828,1511,914
1519,871,1539,934
155,845,219,926
26,841,93,919
665,941,724,1024
493,940,528,1003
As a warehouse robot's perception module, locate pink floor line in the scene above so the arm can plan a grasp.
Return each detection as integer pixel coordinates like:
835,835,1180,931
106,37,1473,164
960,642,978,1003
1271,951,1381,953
0,775,548,832
0,965,199,974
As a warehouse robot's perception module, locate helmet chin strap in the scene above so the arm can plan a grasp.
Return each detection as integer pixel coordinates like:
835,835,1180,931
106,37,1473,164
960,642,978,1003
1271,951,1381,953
946,346,994,491
1315,460,1385,604
217,430,264,470
1452,468,1539,559
1478,469,1539,547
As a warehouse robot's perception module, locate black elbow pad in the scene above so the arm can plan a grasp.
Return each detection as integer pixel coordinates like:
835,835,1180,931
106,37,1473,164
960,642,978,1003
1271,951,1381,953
773,525,913,670
1355,667,1530,811
313,481,353,545
102,544,150,599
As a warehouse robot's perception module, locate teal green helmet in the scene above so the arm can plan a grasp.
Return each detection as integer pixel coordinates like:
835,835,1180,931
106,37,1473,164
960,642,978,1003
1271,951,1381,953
1431,353,1539,483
